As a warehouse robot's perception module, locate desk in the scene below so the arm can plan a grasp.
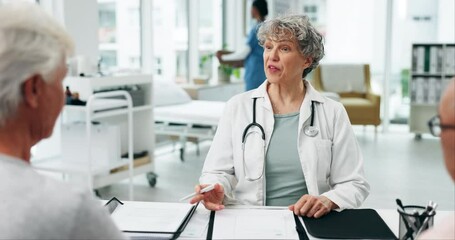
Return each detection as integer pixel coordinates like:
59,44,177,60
116,202,453,239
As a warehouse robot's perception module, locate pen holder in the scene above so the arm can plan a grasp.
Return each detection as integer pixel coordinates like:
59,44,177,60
397,205,435,240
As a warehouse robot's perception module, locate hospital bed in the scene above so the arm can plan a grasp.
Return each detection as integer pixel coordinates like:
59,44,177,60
154,80,225,160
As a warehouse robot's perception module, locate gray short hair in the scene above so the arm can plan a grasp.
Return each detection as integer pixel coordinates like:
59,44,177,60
257,14,324,78
0,2,74,126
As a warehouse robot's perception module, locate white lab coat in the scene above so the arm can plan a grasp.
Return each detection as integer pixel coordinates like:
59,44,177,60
200,80,370,210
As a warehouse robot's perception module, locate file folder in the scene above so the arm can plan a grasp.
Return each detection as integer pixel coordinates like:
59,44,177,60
105,197,198,240
206,207,300,239
299,209,397,239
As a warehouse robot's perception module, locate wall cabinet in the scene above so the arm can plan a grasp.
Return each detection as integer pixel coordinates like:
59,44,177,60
409,43,455,138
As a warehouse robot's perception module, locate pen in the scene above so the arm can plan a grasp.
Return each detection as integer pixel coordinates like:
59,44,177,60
179,184,216,202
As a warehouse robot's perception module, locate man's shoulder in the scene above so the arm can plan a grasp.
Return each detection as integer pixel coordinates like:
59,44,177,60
0,156,103,238
1,159,89,215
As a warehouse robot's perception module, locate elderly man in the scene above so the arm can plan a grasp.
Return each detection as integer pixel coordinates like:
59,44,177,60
419,79,455,239
0,3,125,239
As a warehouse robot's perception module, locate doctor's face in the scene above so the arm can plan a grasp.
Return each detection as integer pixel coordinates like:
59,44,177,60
263,37,312,85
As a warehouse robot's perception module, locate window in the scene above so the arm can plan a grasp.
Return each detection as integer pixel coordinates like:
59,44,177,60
198,0,223,78
98,0,141,73
152,0,222,84
152,0,188,83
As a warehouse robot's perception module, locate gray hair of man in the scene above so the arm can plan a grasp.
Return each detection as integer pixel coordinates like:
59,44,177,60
0,2,74,126
257,14,324,78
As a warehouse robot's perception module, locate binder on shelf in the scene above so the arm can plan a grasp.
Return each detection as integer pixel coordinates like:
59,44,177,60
429,46,443,73
424,46,430,73
435,79,442,102
299,209,397,239
414,46,425,73
427,77,437,104
422,78,429,103
410,79,417,103
415,77,425,104
445,45,455,75
105,197,198,240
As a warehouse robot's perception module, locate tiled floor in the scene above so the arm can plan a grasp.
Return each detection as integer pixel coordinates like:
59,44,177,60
97,124,455,211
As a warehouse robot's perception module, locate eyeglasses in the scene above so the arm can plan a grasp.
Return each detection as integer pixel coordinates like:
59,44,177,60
428,115,455,137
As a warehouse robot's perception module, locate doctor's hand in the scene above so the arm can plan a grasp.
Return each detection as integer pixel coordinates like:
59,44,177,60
189,183,225,211
289,195,339,218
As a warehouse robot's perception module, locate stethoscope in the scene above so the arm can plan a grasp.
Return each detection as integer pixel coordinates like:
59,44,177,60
241,98,319,181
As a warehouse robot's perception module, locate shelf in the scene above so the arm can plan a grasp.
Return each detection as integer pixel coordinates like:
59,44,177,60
133,105,153,112
66,104,152,113
413,43,444,47
65,99,127,112
410,103,438,107
66,74,152,89
93,163,153,188
65,103,152,119
32,157,132,176
410,43,453,135
411,73,444,77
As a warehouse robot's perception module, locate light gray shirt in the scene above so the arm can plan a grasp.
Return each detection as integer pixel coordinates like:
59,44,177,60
0,154,126,240
265,113,308,206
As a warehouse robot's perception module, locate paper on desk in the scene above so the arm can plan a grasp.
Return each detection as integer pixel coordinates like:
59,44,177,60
179,207,211,239
111,201,194,233
212,208,299,239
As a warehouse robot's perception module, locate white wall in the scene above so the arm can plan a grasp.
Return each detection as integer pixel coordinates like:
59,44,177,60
32,0,100,160
224,0,244,51
61,0,99,60
323,0,377,65
438,0,455,42
385,0,453,74
153,0,177,82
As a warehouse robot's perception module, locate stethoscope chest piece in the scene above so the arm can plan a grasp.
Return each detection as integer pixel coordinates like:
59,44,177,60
304,125,319,137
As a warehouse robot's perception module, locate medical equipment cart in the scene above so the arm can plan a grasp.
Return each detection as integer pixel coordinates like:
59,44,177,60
32,75,156,200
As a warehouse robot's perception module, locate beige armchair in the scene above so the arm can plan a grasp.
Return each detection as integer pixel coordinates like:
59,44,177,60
312,64,381,130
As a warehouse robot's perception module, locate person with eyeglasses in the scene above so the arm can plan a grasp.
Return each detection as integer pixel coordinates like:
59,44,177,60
0,3,125,239
188,14,370,219
419,78,455,239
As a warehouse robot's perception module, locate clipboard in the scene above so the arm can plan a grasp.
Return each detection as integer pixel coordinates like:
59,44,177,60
105,197,199,240
299,209,397,239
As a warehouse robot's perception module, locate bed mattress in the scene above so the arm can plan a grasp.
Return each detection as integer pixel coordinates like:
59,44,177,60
155,100,225,126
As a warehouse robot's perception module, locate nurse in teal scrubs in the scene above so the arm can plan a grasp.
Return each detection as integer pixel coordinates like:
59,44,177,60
216,0,268,91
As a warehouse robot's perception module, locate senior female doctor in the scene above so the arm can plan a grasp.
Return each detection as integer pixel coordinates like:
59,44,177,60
189,14,370,218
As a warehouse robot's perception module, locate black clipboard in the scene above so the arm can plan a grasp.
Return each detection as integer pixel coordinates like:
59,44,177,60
294,213,310,240
206,210,216,240
105,197,199,240
300,209,397,239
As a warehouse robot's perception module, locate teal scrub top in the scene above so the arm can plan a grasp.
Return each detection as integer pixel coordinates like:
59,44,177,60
265,112,309,206
244,23,266,91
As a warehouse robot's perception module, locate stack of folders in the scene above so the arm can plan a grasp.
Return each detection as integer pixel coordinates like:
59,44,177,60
105,198,198,240
296,209,397,240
